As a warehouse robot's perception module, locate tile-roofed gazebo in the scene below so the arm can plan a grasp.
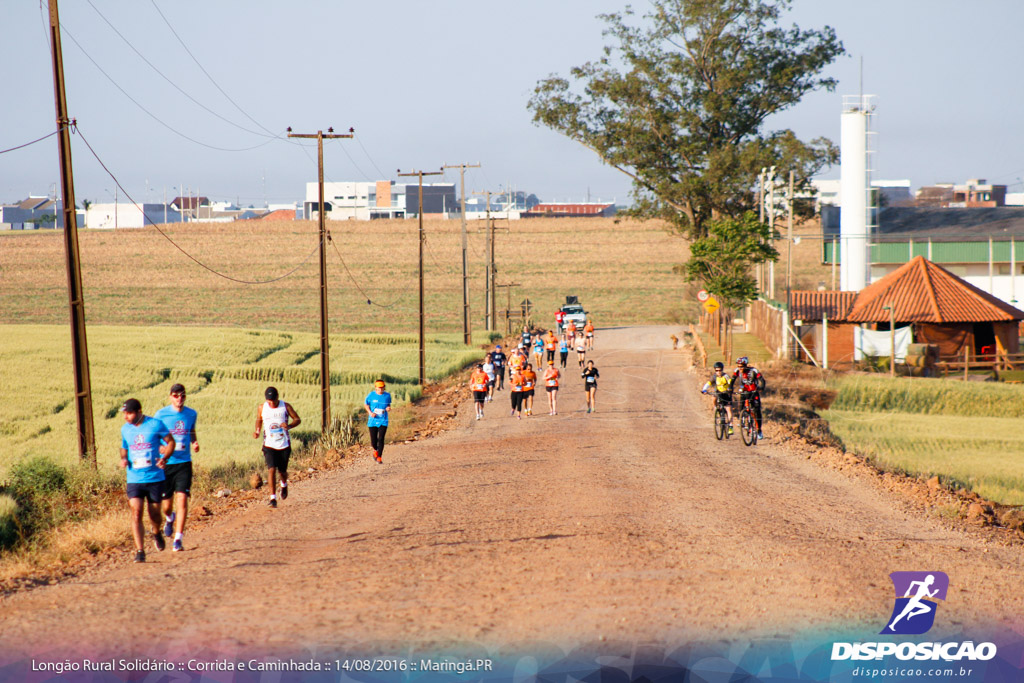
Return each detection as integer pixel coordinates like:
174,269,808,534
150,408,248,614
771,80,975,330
845,255,1024,323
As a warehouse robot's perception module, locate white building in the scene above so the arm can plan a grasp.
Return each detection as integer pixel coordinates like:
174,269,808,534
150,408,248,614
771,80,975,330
811,178,912,208
86,202,183,229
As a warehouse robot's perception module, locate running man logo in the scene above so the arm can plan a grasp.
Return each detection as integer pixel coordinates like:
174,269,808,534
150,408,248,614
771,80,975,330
881,571,949,635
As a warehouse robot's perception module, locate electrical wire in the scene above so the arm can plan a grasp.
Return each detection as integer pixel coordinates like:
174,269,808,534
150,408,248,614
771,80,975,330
0,129,61,155
148,0,296,144
85,0,275,140
73,123,320,285
327,233,401,309
355,135,387,179
60,26,282,153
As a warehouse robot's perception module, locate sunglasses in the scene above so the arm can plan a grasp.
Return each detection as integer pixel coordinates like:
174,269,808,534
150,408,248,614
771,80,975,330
171,392,185,398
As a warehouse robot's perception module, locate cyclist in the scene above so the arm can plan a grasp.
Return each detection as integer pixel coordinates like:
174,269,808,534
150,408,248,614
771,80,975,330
701,361,734,435
730,356,766,440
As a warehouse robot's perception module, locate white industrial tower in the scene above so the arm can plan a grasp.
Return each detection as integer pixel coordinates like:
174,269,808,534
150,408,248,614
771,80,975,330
839,94,876,291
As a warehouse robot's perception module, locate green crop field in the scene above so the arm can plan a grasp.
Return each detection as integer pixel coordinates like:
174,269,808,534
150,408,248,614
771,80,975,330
0,324,483,481
823,375,1024,505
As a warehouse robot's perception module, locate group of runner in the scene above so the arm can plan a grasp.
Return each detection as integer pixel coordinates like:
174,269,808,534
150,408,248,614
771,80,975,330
469,321,599,420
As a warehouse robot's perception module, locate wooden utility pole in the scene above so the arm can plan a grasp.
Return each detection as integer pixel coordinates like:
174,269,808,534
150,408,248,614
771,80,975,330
495,282,521,334
443,163,480,346
398,168,443,386
287,126,353,431
473,190,496,330
48,0,96,465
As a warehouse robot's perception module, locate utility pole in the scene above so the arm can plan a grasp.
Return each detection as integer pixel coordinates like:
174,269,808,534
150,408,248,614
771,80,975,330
398,168,443,387
473,190,496,330
288,126,354,431
495,282,521,335
768,165,777,299
757,168,766,295
443,163,480,346
787,170,795,360
48,0,96,464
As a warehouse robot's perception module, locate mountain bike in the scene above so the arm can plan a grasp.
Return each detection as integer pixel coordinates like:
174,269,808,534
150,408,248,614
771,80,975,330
739,396,758,447
713,400,730,440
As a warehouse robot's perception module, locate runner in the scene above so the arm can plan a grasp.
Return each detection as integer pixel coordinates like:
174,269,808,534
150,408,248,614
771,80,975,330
509,346,526,376
555,309,565,335
558,336,569,368
575,334,587,368
532,334,545,369
701,361,734,435
584,319,595,350
119,398,174,563
482,353,496,402
522,362,537,416
154,383,198,552
581,360,600,413
520,325,532,349
470,363,490,420
543,360,560,415
365,379,392,463
491,345,507,391
565,320,577,341
508,368,525,420
253,386,301,507
543,329,558,365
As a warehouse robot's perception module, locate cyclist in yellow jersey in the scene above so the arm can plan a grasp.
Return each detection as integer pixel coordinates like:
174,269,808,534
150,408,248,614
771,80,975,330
701,361,734,435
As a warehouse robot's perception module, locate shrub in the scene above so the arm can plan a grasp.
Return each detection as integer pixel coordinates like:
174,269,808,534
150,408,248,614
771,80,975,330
0,494,19,550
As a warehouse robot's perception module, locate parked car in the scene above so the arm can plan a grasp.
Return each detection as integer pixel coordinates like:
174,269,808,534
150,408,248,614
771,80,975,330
559,296,587,332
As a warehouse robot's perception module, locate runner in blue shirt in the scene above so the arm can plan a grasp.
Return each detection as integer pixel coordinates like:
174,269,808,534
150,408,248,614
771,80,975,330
119,398,174,563
365,379,392,463
558,338,569,368
154,383,199,552
491,345,507,391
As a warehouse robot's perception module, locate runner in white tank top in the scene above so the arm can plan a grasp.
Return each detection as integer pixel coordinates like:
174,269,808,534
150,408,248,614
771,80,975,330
253,386,301,508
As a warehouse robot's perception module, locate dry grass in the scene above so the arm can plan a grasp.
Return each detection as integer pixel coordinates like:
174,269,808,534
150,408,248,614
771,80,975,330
0,216,695,333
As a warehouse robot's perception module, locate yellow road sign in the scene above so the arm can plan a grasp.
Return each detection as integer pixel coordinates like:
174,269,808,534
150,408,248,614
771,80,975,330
703,296,720,314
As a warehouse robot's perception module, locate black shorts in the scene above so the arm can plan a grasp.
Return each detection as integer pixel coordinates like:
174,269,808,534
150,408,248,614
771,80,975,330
524,389,535,398
162,461,193,497
127,481,164,503
585,381,597,391
715,392,733,407
473,390,487,403
546,385,558,393
263,445,291,473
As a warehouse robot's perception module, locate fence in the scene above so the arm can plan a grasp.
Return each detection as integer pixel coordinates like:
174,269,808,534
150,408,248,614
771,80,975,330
748,298,787,359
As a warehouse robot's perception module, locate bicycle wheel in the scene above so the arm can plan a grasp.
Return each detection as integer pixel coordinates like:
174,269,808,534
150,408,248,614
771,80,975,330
740,409,755,446
714,407,725,440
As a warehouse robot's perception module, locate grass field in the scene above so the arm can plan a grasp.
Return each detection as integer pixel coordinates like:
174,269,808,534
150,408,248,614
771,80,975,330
0,216,700,334
823,375,1024,505
0,324,484,481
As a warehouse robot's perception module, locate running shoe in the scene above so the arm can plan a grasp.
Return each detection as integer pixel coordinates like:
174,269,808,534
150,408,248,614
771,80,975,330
510,410,515,417
268,498,277,508
475,414,481,420
134,550,146,563
280,484,288,500
153,532,165,551
372,449,379,460
757,432,766,440
163,513,174,537
172,539,183,552
728,426,734,435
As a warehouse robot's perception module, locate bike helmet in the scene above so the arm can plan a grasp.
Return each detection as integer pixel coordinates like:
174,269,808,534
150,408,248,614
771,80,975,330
736,356,748,367
713,361,724,370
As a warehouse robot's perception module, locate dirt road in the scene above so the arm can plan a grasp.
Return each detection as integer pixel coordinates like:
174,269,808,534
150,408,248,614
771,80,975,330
2,326,1023,661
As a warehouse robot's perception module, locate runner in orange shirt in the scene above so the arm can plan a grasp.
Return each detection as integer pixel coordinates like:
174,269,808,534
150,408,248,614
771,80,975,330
565,320,577,341
470,363,490,420
543,360,560,415
509,369,525,420
543,329,558,365
509,348,525,376
522,362,537,416
584,320,595,350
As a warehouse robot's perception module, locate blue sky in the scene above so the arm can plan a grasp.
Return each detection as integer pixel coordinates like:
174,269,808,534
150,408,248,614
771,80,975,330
3,1,1023,207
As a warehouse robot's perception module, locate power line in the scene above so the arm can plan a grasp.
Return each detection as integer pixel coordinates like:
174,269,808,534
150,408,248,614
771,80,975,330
0,128,61,155
85,0,275,140
327,234,402,309
355,135,387,179
74,123,320,285
60,26,282,153
148,0,293,143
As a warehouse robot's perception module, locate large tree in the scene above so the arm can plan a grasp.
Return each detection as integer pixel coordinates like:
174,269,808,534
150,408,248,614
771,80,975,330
528,0,843,239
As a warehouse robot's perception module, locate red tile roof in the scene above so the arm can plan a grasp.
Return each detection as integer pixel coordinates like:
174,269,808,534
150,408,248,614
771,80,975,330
846,256,1024,323
260,209,295,221
789,291,857,321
